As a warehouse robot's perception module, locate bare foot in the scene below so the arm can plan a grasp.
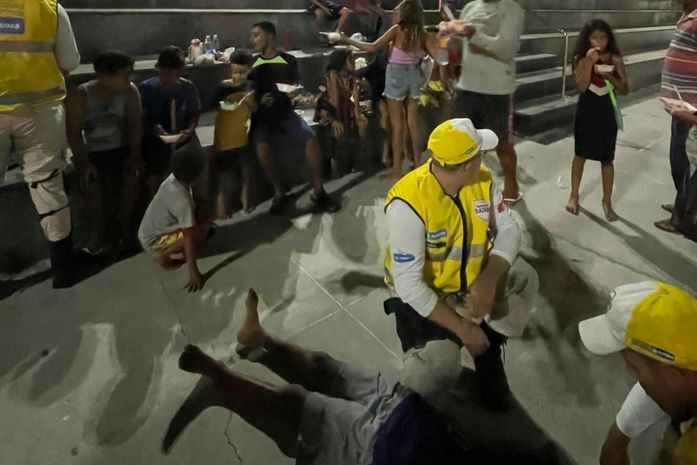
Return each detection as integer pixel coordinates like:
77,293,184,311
377,168,401,182
178,344,221,376
654,219,679,234
566,196,580,216
236,289,267,357
602,203,619,222
216,211,231,220
162,375,224,454
241,193,256,214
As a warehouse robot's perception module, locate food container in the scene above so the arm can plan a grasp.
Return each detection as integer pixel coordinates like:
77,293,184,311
159,134,183,145
276,83,303,93
594,64,615,74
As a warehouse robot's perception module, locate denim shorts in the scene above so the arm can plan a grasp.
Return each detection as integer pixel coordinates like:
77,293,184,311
384,63,425,101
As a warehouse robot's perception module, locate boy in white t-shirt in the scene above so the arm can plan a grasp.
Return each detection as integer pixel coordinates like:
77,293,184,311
138,144,212,292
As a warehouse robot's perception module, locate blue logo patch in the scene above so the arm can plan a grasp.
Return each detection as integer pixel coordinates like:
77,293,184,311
0,17,24,34
426,228,448,240
393,253,416,263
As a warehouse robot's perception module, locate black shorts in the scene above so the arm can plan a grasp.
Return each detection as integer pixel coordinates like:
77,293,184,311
215,145,254,172
455,90,514,145
88,146,127,202
251,112,316,148
307,0,344,20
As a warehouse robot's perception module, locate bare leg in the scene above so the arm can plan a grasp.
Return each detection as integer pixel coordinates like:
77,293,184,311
497,140,520,201
566,155,585,215
601,162,619,221
304,136,326,196
255,142,284,201
380,98,405,181
336,8,352,33
216,171,234,219
155,240,187,270
406,98,421,168
379,100,391,167
314,8,325,26
163,344,306,457
241,166,255,213
237,290,346,395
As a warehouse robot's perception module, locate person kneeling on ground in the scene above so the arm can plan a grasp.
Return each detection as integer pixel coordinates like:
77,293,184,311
579,282,697,465
138,144,212,292
384,118,539,412
162,289,553,465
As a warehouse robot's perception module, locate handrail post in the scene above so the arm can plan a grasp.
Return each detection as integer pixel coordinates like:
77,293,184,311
561,29,569,100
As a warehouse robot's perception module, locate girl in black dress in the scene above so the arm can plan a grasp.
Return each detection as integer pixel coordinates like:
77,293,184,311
566,20,629,221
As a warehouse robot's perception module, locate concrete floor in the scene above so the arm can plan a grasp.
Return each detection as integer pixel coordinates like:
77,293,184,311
1,95,696,465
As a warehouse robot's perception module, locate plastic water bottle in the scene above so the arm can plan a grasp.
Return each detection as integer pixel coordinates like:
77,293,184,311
212,34,220,54
436,36,449,66
204,35,212,54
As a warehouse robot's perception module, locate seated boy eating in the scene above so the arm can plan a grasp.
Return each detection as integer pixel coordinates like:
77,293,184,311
138,144,212,292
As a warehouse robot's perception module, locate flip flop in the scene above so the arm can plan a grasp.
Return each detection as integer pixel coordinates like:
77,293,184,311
503,192,523,205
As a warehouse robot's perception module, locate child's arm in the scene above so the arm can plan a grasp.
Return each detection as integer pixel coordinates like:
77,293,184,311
311,0,332,15
352,76,361,120
335,24,399,53
425,32,450,91
182,226,203,292
574,48,599,92
125,83,143,175
65,86,96,190
604,55,629,96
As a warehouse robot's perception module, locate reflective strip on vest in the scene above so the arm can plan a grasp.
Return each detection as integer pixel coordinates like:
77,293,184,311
0,41,53,52
426,243,486,262
0,86,64,105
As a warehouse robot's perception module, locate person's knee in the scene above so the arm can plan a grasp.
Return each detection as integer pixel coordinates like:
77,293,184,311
308,351,340,378
511,258,540,296
41,208,72,242
314,9,325,20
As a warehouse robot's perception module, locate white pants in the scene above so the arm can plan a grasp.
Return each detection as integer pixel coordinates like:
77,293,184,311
0,102,71,242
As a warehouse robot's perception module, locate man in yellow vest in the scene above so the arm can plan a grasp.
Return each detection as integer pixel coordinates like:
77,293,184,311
579,282,697,465
384,118,538,410
0,1,81,288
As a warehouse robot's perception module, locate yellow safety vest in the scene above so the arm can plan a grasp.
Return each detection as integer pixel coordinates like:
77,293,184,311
0,0,66,112
214,91,251,151
385,159,493,295
675,419,697,465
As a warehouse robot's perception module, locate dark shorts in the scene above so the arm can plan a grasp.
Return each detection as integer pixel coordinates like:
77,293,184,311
307,0,345,20
455,89,514,145
215,145,254,172
251,111,316,148
88,146,128,203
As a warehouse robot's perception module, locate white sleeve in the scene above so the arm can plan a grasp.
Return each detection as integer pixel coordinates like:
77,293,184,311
616,383,670,439
55,4,80,73
468,3,525,62
489,186,520,265
387,200,439,317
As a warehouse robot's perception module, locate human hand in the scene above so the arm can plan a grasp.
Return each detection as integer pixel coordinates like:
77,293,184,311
586,47,601,62
125,156,143,177
465,276,497,320
670,108,697,124
77,162,98,190
444,20,475,38
260,92,275,108
184,270,204,293
331,120,345,138
459,321,490,358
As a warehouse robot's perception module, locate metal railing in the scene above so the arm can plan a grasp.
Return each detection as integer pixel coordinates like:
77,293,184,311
525,8,570,100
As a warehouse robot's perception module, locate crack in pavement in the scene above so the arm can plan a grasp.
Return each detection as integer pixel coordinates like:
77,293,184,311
224,412,244,463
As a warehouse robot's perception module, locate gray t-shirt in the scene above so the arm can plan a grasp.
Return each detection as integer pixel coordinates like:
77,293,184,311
138,174,195,247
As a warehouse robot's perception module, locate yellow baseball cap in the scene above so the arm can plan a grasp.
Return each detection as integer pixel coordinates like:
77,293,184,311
427,118,499,166
579,281,697,370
